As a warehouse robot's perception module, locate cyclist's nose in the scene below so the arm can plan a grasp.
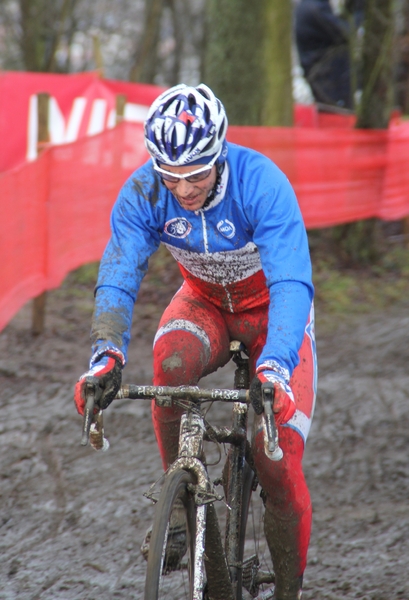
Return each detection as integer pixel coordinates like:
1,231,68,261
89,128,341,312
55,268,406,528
175,178,195,195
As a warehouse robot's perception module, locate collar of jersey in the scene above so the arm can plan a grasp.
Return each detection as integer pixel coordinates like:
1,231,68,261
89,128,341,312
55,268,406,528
195,162,230,213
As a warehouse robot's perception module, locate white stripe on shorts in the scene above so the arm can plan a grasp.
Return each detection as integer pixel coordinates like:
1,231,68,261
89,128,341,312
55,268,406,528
284,409,312,444
153,319,211,364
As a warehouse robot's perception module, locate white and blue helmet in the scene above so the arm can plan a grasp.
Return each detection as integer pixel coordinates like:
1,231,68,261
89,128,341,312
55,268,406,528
144,83,228,167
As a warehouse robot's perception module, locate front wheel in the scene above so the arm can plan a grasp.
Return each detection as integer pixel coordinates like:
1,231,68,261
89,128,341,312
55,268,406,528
144,469,204,600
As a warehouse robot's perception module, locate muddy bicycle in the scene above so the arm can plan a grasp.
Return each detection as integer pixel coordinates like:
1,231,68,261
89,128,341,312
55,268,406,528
81,341,283,600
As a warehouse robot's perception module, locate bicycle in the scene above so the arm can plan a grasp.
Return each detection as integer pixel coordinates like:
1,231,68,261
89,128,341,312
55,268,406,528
81,341,283,600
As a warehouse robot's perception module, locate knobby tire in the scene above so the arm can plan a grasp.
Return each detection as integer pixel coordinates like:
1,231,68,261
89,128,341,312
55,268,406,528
144,469,199,600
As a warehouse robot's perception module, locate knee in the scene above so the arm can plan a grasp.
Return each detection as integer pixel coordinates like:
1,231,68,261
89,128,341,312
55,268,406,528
153,330,209,385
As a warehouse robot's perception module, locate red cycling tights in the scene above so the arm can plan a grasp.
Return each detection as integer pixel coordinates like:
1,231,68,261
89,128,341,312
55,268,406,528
151,282,316,581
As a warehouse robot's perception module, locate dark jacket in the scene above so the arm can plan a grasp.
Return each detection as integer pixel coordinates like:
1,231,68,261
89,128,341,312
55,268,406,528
295,0,352,108
295,0,349,76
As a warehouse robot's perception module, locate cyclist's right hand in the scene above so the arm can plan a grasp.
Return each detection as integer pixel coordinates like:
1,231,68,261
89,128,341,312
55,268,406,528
74,347,125,415
249,370,296,425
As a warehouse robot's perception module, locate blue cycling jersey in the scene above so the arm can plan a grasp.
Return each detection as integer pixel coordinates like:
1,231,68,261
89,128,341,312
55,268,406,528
92,142,314,379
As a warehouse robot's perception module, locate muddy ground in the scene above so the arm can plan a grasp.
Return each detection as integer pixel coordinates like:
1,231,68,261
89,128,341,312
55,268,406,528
1,259,409,600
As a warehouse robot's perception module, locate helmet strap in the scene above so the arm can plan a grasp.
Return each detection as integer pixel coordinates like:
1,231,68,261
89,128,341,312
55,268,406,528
202,162,225,209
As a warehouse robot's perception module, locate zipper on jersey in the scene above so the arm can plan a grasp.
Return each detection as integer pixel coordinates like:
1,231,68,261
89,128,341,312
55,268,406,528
199,210,209,253
198,209,234,313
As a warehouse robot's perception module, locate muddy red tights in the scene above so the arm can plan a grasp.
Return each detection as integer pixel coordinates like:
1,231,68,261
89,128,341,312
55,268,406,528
151,283,315,590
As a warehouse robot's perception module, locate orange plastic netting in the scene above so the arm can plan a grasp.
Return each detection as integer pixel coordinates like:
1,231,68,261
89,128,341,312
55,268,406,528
0,123,149,330
1,119,409,331
228,122,409,227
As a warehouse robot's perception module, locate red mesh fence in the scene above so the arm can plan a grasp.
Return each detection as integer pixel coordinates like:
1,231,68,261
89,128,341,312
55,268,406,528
1,119,409,331
0,71,164,172
0,123,149,330
228,124,409,228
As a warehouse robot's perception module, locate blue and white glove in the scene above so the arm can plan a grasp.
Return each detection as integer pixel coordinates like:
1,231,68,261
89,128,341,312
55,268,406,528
249,365,295,425
74,344,125,416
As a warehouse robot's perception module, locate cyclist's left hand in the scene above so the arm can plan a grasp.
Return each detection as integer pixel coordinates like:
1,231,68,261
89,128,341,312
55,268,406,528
74,345,125,415
249,370,296,425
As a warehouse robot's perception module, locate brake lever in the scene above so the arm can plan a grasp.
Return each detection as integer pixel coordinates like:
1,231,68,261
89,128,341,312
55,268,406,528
262,382,283,461
81,380,96,446
80,377,110,451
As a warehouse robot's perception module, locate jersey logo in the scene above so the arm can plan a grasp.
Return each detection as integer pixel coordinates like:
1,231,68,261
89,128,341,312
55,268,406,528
217,219,236,239
164,217,192,238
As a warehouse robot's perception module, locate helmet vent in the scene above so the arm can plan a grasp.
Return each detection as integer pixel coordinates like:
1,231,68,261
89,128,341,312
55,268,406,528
144,84,228,166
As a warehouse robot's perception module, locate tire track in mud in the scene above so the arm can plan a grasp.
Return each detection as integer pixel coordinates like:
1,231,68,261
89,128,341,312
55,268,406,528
1,285,409,599
1,406,70,579
37,419,67,536
29,573,65,600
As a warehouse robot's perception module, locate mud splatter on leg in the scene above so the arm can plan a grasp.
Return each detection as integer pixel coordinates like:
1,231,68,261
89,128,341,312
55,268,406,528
252,421,311,599
152,330,208,468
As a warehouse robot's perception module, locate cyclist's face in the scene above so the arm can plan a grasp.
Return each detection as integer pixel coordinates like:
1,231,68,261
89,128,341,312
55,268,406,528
159,163,217,211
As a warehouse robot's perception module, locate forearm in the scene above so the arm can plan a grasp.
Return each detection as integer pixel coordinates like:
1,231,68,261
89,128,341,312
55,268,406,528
256,281,313,380
91,285,135,362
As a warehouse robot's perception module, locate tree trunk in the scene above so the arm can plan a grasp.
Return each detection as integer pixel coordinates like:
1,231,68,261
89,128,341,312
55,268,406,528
19,0,78,72
203,0,265,125
395,2,409,115
168,0,183,86
356,0,394,129
335,0,394,266
129,0,164,83
262,1,293,126
204,0,293,126
19,0,47,71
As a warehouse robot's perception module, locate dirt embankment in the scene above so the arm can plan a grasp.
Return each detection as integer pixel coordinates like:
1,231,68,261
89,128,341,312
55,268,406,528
0,263,408,600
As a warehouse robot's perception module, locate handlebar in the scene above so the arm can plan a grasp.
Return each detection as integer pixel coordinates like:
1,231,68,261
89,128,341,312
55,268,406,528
80,382,282,460
115,384,249,403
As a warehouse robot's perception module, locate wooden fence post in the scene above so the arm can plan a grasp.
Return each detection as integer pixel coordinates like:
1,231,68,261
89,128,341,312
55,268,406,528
115,94,126,125
92,34,104,77
32,92,50,336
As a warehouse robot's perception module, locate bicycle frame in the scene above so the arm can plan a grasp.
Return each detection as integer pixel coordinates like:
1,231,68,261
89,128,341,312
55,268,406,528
81,343,282,600
129,391,251,600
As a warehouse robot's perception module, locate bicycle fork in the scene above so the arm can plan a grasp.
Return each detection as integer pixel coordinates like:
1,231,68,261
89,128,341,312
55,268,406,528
168,407,239,600
167,410,215,600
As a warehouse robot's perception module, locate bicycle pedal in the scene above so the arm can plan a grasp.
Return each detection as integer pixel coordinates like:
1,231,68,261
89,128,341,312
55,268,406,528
242,554,260,597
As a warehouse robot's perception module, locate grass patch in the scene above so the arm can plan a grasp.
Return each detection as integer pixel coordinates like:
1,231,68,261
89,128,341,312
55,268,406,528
312,244,409,315
68,262,100,286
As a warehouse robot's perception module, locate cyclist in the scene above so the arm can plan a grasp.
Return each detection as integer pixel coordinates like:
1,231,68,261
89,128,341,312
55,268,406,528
74,83,317,600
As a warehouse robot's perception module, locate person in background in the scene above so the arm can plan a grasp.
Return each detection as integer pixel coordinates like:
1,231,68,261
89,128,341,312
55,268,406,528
74,83,317,600
295,0,353,109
